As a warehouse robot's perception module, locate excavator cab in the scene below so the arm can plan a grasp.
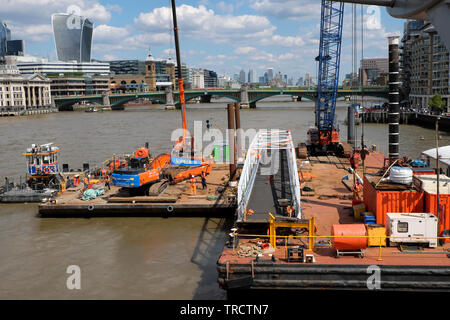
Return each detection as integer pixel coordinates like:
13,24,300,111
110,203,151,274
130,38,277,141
307,127,343,156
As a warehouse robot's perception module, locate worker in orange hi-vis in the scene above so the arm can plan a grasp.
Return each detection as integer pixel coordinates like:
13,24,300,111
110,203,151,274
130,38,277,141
190,175,196,195
83,176,89,190
286,205,293,218
353,181,362,202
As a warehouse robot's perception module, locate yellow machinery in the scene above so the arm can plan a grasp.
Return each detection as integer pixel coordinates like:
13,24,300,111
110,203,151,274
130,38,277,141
269,213,315,250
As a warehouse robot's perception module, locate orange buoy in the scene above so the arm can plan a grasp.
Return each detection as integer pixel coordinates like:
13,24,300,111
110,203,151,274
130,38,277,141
331,224,367,250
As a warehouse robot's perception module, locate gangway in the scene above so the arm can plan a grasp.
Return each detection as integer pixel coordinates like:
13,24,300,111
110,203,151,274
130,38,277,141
237,129,301,223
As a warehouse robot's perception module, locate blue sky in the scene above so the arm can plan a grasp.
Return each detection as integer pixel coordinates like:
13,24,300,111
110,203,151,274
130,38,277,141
1,0,404,80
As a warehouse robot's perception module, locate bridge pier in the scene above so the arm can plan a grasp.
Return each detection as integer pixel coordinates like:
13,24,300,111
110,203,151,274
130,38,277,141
165,87,175,110
240,85,250,109
292,96,302,102
249,102,257,109
102,91,111,110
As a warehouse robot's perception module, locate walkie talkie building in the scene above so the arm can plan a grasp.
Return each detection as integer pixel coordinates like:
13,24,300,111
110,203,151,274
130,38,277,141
51,13,93,62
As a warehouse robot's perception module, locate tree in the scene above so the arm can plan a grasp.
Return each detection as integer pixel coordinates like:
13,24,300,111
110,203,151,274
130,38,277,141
428,94,447,113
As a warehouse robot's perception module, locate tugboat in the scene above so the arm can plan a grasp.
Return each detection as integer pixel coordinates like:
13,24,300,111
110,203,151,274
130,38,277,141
0,143,64,203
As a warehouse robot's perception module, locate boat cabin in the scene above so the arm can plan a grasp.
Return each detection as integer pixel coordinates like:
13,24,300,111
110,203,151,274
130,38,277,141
421,145,450,177
24,143,60,176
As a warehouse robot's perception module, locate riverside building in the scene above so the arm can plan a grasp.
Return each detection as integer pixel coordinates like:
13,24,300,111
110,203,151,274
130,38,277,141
401,21,449,110
0,64,51,111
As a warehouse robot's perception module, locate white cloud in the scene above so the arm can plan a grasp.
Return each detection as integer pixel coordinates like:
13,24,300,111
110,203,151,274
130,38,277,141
217,1,234,13
102,54,118,61
260,35,305,47
93,25,129,43
10,24,53,42
249,0,321,21
134,4,276,44
0,0,113,24
234,46,257,55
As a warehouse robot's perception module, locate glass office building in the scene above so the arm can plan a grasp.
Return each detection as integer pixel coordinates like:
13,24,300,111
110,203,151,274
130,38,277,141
52,13,93,62
0,22,11,57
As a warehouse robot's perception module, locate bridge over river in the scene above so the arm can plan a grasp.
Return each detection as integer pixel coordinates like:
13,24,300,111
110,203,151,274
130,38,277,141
53,86,389,110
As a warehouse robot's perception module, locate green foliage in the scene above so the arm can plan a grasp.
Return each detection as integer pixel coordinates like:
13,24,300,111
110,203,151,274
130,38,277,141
45,72,84,78
428,94,447,111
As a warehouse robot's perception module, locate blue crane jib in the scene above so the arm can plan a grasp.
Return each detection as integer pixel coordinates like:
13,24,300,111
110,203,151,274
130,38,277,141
316,0,344,132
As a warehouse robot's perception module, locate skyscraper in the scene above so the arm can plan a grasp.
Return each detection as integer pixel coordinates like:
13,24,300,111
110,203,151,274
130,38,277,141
239,69,246,83
52,13,93,62
305,72,311,87
0,22,11,57
267,68,274,81
248,69,254,83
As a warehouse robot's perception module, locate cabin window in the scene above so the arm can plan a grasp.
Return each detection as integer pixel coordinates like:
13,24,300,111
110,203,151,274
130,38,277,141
397,222,408,233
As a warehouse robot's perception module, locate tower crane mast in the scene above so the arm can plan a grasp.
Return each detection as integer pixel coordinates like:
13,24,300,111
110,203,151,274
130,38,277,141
307,0,345,155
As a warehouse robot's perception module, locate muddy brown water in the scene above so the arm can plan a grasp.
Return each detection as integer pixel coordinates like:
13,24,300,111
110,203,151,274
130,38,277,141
0,97,447,299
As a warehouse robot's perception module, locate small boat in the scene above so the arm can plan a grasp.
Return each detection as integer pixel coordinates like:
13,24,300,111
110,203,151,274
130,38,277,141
0,143,64,203
85,107,99,113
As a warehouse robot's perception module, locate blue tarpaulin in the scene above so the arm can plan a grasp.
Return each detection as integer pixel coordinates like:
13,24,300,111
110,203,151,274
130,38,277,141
81,188,104,201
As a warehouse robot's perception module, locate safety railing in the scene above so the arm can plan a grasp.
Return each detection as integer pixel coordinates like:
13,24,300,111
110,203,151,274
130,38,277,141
237,130,262,221
237,129,301,221
229,232,450,262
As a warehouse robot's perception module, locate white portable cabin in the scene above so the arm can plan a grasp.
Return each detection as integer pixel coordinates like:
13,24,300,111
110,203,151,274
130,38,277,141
386,212,438,248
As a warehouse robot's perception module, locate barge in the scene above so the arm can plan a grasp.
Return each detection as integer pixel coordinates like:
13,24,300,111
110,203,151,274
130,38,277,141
38,163,236,217
217,149,450,292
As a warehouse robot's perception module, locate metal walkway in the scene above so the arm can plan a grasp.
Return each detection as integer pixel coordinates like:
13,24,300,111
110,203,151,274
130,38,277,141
237,130,301,223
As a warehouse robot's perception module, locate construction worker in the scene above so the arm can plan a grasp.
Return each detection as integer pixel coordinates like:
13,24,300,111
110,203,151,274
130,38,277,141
286,205,293,218
353,181,362,202
104,174,111,191
201,171,207,190
83,175,89,190
190,175,196,195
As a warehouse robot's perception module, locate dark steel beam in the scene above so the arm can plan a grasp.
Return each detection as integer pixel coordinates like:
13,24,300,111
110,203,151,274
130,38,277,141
335,0,395,6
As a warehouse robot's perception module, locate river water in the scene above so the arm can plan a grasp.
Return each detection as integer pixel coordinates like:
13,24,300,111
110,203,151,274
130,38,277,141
0,97,448,299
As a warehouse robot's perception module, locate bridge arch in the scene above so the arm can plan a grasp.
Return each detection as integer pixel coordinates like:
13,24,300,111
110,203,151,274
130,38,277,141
249,92,317,104
54,97,103,110
110,96,166,108
174,91,239,105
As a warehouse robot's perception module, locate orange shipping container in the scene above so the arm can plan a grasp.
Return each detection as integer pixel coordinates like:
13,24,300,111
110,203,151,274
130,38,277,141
424,193,450,236
415,175,450,241
363,175,424,226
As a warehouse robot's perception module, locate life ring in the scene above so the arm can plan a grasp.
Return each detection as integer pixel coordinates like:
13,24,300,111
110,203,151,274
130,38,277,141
167,205,174,213
88,205,95,211
43,167,50,174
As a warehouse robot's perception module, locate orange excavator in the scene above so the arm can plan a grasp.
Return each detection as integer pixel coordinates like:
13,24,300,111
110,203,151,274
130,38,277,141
111,143,211,196
111,0,212,195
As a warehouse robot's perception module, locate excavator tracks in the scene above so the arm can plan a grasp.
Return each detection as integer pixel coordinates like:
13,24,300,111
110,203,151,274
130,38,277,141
147,179,169,196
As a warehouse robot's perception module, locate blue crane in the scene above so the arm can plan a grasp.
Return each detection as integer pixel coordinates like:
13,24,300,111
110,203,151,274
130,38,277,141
306,0,345,156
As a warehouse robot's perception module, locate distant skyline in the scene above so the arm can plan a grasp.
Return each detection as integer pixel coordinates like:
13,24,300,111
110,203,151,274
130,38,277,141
0,0,404,79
